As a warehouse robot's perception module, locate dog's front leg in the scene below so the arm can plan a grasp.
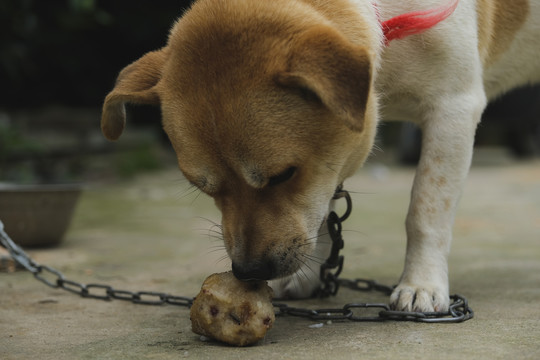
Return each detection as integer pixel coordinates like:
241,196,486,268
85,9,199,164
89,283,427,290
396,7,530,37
390,101,483,312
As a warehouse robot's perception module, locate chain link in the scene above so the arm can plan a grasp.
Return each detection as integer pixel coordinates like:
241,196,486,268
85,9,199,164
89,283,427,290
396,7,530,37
273,293,473,323
0,186,473,323
317,186,350,297
312,186,473,323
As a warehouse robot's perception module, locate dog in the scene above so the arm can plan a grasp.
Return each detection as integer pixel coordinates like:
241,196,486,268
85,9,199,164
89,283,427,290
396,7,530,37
101,0,540,312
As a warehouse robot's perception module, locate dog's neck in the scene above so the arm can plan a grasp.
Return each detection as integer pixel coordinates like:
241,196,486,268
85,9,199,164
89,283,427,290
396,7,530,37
374,0,459,45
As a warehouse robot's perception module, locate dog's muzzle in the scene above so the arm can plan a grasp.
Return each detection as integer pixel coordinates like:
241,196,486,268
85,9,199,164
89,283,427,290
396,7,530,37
232,260,277,282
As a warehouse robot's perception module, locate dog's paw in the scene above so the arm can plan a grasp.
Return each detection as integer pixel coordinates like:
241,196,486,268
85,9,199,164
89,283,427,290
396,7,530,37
390,282,449,312
269,273,321,299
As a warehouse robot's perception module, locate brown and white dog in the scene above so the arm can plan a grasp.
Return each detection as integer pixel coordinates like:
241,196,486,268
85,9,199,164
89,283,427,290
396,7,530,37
101,0,540,312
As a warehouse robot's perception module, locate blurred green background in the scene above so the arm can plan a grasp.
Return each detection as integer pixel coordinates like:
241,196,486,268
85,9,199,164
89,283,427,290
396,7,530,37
0,0,194,183
0,0,193,108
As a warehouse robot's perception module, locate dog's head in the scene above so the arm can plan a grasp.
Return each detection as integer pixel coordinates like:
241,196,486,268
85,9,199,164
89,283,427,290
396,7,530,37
101,0,378,281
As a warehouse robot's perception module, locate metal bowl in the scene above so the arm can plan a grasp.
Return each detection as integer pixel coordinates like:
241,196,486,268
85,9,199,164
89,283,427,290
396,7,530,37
0,184,82,247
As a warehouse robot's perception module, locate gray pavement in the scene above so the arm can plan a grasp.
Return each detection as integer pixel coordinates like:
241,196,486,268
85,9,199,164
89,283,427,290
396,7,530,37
1,151,539,359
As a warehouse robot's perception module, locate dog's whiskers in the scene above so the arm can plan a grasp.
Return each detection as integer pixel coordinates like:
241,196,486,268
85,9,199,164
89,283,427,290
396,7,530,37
324,160,347,175
214,254,231,267
206,244,227,254
341,229,366,237
190,188,205,205
192,217,224,243
194,216,221,226
294,252,320,273
177,184,202,200
346,190,375,196
206,228,224,238
195,230,223,243
296,257,318,281
300,252,326,264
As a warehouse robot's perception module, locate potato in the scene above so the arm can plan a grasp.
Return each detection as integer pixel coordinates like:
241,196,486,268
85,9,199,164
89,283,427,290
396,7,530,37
190,271,275,346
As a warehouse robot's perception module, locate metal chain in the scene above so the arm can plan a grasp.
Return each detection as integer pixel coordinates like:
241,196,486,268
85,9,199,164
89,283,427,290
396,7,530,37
0,220,194,307
273,293,473,323
318,185,350,297
311,186,473,322
0,188,473,323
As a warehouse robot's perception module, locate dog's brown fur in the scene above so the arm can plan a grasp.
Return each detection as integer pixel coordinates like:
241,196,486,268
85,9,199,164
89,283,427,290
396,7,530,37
103,0,378,278
476,0,530,66
102,0,540,311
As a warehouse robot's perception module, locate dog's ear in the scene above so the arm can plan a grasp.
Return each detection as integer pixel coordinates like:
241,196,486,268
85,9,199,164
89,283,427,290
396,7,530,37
276,26,372,132
101,49,168,140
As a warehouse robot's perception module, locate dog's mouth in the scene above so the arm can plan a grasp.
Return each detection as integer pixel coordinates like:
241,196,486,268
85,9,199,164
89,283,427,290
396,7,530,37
229,248,304,282
231,261,278,282
219,185,336,284
229,219,330,283
226,231,316,281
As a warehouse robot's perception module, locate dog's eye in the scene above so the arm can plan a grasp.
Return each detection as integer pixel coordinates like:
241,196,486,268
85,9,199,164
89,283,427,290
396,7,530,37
268,167,297,187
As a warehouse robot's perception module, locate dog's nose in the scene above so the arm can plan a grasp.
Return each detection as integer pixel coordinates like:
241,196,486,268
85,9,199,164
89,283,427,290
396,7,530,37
232,261,276,281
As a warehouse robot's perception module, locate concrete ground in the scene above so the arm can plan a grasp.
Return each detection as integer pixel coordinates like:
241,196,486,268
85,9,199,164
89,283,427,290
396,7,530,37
1,149,539,359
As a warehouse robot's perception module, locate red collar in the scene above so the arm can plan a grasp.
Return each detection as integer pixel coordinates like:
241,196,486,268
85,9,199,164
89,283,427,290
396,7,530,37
380,0,459,45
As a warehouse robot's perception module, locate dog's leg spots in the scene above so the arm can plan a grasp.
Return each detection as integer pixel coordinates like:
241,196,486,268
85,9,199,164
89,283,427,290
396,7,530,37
393,96,484,313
